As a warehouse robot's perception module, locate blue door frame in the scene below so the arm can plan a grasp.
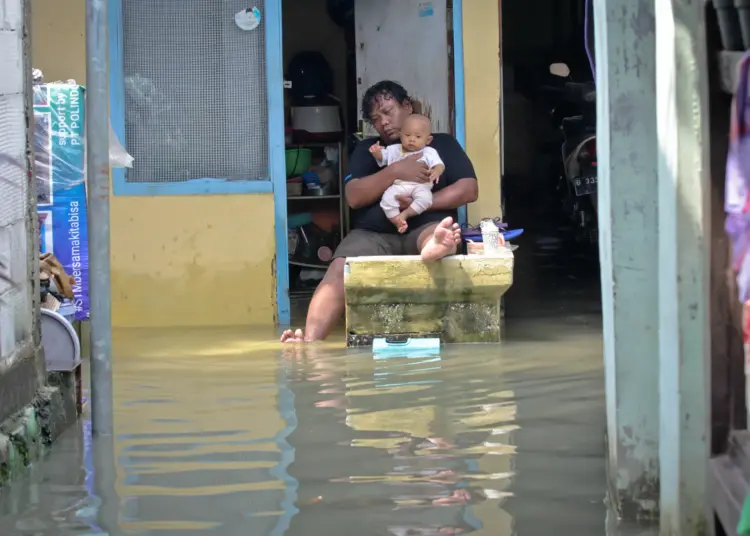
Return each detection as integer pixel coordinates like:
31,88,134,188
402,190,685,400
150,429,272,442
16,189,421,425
108,0,466,328
452,0,468,227
265,0,291,327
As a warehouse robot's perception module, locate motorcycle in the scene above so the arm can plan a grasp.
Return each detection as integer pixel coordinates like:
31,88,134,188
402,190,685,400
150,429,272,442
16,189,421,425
548,62,598,244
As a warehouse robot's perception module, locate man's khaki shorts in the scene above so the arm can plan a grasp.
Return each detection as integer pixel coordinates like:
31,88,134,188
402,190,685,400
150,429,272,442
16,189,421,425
333,221,438,259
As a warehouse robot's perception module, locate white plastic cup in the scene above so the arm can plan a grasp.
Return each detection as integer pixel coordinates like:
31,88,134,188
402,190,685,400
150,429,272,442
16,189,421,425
480,221,502,255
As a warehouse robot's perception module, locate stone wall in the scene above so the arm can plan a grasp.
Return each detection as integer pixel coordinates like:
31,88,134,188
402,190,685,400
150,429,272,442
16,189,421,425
0,0,46,424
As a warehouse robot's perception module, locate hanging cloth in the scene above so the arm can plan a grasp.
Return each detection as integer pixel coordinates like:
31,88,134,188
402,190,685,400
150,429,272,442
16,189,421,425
725,51,750,305
741,492,750,535
726,50,750,536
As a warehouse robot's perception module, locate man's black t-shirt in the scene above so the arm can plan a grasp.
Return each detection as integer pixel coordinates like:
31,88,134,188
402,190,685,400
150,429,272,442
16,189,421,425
345,134,477,234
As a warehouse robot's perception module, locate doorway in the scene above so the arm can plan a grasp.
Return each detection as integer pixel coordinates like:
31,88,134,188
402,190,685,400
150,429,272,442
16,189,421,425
499,0,601,317
281,0,355,318
280,0,457,324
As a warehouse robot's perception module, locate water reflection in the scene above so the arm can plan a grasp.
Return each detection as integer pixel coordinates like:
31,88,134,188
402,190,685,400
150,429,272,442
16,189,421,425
0,322,647,535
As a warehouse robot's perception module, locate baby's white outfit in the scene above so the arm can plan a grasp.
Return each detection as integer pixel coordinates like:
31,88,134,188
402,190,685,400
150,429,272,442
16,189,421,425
375,144,444,219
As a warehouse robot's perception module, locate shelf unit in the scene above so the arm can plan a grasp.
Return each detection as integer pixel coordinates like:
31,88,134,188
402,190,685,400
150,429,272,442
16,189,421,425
286,140,348,295
288,194,340,200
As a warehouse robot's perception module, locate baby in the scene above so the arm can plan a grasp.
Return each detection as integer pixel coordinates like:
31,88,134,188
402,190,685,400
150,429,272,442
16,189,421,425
369,114,445,233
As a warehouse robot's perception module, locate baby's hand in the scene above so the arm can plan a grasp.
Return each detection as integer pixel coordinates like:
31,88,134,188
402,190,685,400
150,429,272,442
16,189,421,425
429,164,445,184
369,142,383,155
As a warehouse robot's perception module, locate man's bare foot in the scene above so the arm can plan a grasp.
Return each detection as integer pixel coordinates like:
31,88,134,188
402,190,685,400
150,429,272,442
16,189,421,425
426,437,455,450
420,217,461,262
432,489,471,506
280,328,308,343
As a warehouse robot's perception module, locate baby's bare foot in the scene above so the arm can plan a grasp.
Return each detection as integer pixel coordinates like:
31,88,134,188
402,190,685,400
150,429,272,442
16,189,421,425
390,216,409,233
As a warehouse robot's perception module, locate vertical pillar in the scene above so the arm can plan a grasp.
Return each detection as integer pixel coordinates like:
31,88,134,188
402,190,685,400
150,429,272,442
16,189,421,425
655,0,710,533
86,0,114,436
594,0,661,519
462,0,502,222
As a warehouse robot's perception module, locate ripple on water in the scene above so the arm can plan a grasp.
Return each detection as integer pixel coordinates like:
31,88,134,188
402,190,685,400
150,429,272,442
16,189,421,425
0,325,631,535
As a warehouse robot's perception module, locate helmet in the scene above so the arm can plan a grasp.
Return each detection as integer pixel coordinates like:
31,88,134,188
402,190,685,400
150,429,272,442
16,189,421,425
287,51,334,101
326,0,354,27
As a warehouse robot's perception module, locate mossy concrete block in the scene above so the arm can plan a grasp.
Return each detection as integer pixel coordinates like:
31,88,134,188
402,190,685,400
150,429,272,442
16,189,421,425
0,385,78,488
0,342,45,424
48,366,83,418
344,253,514,345
34,384,78,444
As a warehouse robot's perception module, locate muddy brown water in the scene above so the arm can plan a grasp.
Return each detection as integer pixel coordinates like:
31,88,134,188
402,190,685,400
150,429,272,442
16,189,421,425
0,234,658,535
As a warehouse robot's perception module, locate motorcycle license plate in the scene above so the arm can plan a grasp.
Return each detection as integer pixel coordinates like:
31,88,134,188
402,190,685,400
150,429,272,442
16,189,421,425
574,176,597,197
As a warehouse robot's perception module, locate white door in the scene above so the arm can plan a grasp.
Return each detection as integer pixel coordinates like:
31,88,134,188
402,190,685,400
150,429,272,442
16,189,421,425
354,0,450,136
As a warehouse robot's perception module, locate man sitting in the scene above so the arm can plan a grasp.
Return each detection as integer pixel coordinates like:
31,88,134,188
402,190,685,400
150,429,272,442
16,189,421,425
281,80,478,343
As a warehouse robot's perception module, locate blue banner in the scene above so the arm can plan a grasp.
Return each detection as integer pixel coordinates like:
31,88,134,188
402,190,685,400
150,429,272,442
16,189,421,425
34,84,89,321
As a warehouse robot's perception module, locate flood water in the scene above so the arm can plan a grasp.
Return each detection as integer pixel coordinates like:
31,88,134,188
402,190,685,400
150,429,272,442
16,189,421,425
0,230,658,535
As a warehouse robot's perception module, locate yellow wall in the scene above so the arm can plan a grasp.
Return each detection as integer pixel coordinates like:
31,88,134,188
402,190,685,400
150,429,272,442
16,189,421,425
110,195,276,327
31,0,277,328
462,0,503,222
31,0,86,83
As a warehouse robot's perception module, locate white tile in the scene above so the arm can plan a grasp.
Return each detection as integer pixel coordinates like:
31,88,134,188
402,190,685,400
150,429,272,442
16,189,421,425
0,0,23,32
0,92,27,228
0,29,22,94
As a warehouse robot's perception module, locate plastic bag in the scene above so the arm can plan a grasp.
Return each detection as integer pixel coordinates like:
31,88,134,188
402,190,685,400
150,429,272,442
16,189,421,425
33,84,87,202
33,83,135,202
109,122,134,168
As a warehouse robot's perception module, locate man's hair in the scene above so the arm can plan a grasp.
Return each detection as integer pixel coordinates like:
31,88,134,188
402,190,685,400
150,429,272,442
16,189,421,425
361,80,411,122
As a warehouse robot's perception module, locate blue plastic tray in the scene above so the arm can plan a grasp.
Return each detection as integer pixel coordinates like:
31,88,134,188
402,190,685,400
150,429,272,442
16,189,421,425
462,228,524,242
372,337,441,359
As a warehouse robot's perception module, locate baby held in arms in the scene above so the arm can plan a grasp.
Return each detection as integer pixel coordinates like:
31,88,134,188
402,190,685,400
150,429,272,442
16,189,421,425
369,114,445,233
